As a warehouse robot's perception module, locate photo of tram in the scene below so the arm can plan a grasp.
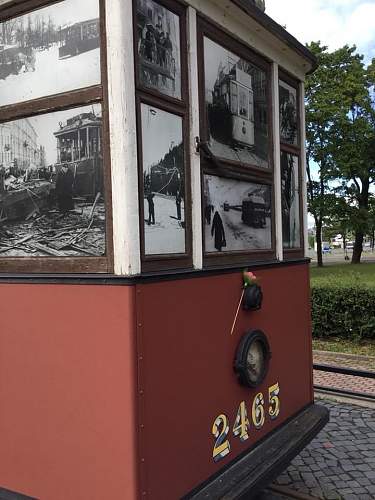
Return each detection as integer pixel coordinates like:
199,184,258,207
208,59,255,149
0,0,328,499
58,18,100,59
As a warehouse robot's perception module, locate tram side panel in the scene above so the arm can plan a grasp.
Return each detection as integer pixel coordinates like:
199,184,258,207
135,263,313,499
0,284,138,500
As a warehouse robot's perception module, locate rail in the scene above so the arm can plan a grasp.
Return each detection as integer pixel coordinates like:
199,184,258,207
313,363,375,401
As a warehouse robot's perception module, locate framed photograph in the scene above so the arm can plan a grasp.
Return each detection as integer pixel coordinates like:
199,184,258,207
203,174,272,253
135,0,181,100
0,0,101,107
281,152,300,248
140,103,186,255
279,79,298,146
203,36,269,169
0,103,106,257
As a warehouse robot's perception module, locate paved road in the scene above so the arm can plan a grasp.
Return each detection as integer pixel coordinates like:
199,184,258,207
259,398,375,499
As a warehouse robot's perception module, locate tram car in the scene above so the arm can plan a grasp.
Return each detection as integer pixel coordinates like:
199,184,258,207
208,61,255,149
0,0,328,499
54,111,103,198
58,18,100,59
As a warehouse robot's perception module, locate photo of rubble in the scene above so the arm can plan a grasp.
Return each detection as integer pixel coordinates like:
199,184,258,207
279,79,298,145
0,0,100,107
281,152,300,248
0,103,106,258
141,103,186,255
204,37,269,169
203,174,272,253
136,0,181,99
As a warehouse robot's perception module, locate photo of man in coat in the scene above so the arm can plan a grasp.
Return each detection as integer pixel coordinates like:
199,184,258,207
211,210,226,251
55,163,74,214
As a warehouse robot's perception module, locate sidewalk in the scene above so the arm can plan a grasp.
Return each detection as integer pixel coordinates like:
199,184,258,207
272,398,375,499
313,350,375,397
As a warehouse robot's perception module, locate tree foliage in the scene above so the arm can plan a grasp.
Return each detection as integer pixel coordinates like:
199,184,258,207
305,43,375,264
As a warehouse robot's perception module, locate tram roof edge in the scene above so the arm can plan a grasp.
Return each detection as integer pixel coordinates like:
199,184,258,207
231,0,318,74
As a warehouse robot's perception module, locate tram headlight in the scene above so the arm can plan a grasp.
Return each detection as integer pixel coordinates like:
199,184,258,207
234,330,271,388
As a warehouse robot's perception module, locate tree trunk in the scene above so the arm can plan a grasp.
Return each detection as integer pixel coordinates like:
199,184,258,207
352,231,363,264
316,219,323,267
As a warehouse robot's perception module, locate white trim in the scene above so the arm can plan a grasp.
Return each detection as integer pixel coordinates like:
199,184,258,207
299,81,308,258
187,7,203,269
186,0,309,81
105,0,141,275
271,62,283,261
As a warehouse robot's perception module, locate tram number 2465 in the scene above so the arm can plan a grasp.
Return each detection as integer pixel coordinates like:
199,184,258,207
211,383,280,463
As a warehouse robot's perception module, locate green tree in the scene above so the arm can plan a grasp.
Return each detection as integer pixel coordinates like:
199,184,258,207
330,52,375,263
306,44,375,265
305,42,343,266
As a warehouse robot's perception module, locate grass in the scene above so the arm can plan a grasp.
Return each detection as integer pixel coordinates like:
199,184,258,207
312,338,375,357
310,262,375,288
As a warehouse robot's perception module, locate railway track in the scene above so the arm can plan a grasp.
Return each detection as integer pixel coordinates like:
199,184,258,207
313,363,375,402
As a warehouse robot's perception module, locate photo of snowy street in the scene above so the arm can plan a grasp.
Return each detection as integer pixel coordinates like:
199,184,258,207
141,103,186,255
204,174,272,253
0,0,100,107
144,194,185,254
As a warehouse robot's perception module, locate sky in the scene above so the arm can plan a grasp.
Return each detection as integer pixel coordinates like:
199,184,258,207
266,0,375,64
266,0,375,228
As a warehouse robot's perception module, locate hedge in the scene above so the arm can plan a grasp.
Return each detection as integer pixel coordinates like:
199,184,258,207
311,284,375,340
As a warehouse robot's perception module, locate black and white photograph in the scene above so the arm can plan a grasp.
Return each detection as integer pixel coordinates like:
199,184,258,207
203,174,272,253
136,0,181,99
0,0,100,107
141,103,186,255
279,79,298,145
281,152,300,248
204,37,269,169
0,103,106,257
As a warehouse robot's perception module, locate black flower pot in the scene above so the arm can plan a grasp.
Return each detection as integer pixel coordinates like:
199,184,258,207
242,284,263,311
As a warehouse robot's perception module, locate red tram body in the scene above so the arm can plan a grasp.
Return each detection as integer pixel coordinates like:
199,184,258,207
0,0,328,499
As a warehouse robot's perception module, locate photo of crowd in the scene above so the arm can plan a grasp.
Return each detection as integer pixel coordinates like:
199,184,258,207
136,0,181,99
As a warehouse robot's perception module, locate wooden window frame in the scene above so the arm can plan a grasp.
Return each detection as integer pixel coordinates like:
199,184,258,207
197,16,276,267
279,69,304,259
0,0,113,274
133,0,192,272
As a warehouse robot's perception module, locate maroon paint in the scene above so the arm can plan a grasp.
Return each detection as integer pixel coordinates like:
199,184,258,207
136,263,313,499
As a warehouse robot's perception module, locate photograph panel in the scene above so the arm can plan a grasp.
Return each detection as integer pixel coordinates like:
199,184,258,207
141,103,186,255
281,152,300,248
279,79,298,145
203,174,272,253
0,103,106,257
136,0,181,99
204,37,269,169
0,0,101,107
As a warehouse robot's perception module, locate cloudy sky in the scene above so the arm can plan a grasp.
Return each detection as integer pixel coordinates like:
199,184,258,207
266,0,375,63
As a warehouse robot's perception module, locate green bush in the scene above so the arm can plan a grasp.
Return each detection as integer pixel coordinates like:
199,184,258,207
311,283,375,340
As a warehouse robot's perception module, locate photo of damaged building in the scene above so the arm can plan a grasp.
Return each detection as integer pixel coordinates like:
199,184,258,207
0,104,106,258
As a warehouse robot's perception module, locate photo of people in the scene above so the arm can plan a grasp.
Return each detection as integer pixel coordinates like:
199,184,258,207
204,37,269,168
0,0,100,107
204,175,272,253
281,152,300,248
141,103,186,255
136,0,181,99
0,104,106,257
279,80,298,145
